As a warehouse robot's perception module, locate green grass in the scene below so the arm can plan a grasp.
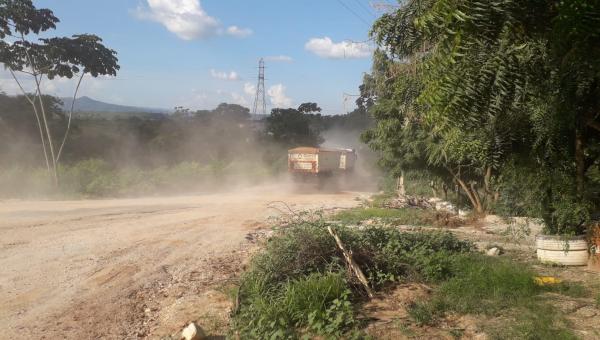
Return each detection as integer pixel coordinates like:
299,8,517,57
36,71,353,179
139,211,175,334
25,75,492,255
233,271,355,339
368,192,397,208
550,282,589,298
486,304,577,340
408,255,578,339
333,207,433,226
233,214,582,339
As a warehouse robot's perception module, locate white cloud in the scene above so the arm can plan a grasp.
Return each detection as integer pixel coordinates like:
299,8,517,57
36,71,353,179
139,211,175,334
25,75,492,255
230,92,249,106
135,0,252,40
268,84,292,108
243,82,255,96
210,69,240,81
305,37,372,59
264,55,293,62
226,25,253,38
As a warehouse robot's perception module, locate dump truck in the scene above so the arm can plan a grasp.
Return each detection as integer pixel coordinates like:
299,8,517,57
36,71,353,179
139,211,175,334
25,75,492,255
288,147,357,185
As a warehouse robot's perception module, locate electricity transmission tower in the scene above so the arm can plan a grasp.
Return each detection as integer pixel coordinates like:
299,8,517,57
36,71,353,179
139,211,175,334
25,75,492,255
252,58,266,116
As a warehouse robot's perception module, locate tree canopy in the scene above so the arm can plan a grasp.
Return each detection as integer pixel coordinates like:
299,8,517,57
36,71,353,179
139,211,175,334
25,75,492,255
362,0,600,233
0,0,119,184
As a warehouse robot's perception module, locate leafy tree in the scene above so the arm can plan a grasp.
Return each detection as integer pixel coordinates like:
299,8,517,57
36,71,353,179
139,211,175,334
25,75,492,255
363,0,600,230
0,92,64,164
0,0,119,184
298,102,322,114
266,108,323,147
213,103,251,121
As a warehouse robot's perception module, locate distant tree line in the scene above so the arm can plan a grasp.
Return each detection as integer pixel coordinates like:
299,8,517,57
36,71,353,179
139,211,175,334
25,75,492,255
0,93,371,169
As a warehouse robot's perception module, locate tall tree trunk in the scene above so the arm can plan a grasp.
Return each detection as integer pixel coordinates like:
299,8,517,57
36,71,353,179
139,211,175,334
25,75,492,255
56,72,85,163
470,181,483,213
397,171,406,196
35,80,58,186
455,177,482,213
21,32,58,186
8,69,51,172
483,166,492,202
447,166,484,214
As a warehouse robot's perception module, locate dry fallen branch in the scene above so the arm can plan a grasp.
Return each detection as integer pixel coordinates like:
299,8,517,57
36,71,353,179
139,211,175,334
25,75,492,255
327,225,374,298
267,200,298,217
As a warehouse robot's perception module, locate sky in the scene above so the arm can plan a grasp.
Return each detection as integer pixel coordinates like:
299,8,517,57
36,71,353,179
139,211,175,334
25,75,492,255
1,0,390,114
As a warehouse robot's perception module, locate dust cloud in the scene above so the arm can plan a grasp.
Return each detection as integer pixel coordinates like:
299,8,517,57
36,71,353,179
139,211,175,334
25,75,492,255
321,127,381,192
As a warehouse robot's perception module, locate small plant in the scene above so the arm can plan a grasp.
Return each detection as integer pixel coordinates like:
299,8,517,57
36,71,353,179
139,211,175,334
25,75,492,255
408,302,436,326
233,271,356,338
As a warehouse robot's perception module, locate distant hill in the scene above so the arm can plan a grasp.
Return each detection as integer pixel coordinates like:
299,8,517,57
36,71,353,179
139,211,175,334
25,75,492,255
61,96,168,119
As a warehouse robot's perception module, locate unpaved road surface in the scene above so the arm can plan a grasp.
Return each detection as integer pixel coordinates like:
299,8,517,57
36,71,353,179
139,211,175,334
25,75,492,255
0,185,368,339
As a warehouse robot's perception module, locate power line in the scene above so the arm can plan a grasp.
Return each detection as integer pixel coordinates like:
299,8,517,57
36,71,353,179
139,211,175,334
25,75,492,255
335,0,371,27
351,0,377,17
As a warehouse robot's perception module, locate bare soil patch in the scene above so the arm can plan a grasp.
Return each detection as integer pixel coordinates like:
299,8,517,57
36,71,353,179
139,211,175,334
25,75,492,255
0,184,369,339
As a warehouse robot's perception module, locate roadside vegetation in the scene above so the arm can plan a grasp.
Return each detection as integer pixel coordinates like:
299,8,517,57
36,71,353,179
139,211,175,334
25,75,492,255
0,159,276,198
232,210,588,339
0,90,374,198
361,0,599,235
333,207,433,226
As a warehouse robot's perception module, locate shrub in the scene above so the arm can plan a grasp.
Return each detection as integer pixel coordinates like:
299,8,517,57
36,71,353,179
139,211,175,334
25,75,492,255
59,159,118,196
0,166,54,198
233,219,474,337
349,228,473,285
234,271,355,339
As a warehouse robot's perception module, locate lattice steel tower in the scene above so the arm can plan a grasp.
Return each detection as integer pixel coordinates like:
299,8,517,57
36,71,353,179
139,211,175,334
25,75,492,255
252,58,266,116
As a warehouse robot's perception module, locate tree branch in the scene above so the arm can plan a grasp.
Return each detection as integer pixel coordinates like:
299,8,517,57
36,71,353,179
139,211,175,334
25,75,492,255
20,31,58,184
588,119,600,133
56,72,84,163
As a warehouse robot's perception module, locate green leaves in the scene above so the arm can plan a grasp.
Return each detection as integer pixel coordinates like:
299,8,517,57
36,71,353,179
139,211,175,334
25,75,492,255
0,1,119,79
0,0,58,38
40,35,119,79
364,0,599,228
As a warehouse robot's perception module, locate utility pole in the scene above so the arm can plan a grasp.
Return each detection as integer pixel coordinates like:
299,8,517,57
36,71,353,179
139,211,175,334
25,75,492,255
252,58,267,116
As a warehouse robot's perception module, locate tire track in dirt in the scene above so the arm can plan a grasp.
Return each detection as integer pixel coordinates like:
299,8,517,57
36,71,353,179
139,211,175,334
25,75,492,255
0,185,369,339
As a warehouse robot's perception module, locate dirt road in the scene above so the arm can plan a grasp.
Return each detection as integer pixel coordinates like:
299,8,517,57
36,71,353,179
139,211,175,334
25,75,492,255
0,185,368,339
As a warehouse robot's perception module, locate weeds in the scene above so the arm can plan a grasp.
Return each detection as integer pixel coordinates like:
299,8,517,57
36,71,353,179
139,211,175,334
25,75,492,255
232,218,473,338
333,207,433,226
549,282,589,298
486,304,577,340
408,255,579,338
234,212,579,338
436,255,540,314
368,192,396,208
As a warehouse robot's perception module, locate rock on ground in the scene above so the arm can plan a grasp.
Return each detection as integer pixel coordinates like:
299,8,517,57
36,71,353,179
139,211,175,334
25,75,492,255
181,322,205,340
